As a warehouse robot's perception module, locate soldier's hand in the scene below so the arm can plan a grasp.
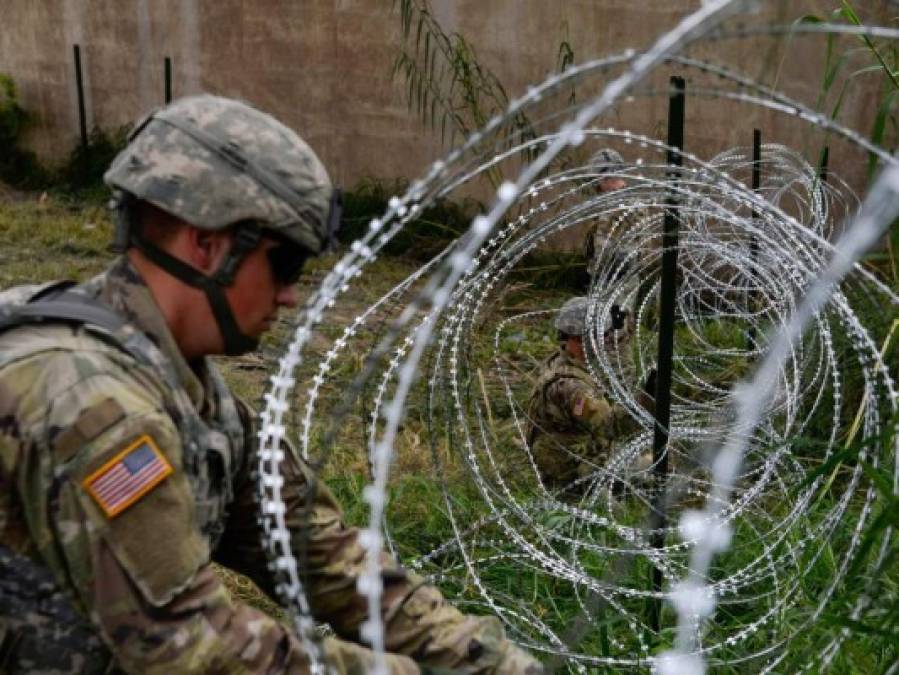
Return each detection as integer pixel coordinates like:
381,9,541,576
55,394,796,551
322,636,420,674
493,642,544,675
603,308,633,349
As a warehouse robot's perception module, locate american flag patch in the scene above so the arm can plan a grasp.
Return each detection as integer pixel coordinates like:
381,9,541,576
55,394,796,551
83,435,173,518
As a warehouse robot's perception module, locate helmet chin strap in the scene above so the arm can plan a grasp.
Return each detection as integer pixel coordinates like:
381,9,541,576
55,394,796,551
122,210,262,356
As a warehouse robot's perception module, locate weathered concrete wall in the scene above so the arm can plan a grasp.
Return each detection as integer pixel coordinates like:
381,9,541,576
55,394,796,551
1,0,445,188
0,1,889,196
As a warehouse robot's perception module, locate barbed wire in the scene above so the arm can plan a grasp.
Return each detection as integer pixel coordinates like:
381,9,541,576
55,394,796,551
256,2,898,672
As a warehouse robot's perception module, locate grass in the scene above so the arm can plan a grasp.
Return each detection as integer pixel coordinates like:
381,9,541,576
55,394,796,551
1,190,896,672
0,193,113,284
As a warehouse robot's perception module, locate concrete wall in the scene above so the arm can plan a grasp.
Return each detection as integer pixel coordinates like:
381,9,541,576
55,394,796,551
2,0,442,187
0,1,889,196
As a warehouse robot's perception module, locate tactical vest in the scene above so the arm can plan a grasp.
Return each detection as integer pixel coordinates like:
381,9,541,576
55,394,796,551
0,281,249,670
526,350,592,443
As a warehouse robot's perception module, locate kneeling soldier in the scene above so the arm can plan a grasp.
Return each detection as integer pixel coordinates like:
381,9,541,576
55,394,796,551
526,297,647,490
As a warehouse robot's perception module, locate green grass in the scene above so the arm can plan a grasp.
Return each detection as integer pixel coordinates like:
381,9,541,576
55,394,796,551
0,195,114,284
1,191,896,672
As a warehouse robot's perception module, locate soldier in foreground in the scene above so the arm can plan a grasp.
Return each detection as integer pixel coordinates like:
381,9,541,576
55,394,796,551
0,95,540,674
526,297,651,490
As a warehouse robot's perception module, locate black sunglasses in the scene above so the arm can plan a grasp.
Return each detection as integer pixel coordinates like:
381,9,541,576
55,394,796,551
267,241,309,286
262,186,342,285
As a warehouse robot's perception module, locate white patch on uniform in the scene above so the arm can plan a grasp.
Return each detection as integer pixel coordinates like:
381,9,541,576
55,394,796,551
573,396,585,417
172,627,191,649
239,618,266,661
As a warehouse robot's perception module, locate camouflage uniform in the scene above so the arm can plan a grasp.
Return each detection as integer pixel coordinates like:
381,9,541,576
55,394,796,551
0,95,540,674
0,258,539,674
525,349,637,488
583,207,647,283
582,148,653,321
0,543,114,673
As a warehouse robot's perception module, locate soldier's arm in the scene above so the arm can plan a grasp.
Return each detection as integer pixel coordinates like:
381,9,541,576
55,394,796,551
545,377,633,436
5,349,360,674
218,406,541,674
293,456,540,673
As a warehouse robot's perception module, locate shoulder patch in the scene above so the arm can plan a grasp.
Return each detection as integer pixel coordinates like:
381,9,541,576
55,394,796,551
82,434,173,518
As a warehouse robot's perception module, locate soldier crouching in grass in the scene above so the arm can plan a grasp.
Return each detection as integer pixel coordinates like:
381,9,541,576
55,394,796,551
525,296,653,493
0,95,541,674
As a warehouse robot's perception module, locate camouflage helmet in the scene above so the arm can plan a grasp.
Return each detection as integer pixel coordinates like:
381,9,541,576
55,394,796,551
554,296,589,336
104,94,333,254
589,148,625,175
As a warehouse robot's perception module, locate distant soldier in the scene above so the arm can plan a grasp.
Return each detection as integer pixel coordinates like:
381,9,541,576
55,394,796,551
0,95,540,674
525,297,651,490
582,148,653,322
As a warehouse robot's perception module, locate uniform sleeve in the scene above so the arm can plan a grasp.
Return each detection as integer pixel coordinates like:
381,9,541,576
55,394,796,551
545,377,610,430
283,454,541,673
218,403,541,674
6,349,322,674
545,376,637,440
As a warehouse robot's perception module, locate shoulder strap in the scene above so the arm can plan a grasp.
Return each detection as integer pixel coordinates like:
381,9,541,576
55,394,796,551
0,283,150,373
2,293,127,334
0,283,128,340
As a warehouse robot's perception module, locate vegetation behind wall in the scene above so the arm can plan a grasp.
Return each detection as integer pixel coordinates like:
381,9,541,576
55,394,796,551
0,72,128,198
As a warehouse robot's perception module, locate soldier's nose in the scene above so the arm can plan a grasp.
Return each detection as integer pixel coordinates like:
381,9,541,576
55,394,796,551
276,284,299,308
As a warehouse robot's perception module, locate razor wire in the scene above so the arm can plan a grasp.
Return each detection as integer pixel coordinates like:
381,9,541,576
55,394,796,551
255,2,898,673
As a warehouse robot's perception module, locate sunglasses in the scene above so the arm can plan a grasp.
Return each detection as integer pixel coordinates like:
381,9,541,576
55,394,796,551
266,186,342,285
266,240,309,286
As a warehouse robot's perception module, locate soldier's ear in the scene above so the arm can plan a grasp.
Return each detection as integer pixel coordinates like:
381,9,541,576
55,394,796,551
186,227,229,273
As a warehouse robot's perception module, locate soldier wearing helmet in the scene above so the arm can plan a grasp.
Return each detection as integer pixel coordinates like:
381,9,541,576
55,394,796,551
525,297,650,490
589,148,627,193
0,96,540,674
582,148,651,325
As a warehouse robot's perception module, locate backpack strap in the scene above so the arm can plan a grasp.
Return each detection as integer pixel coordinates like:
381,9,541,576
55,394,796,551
0,282,130,350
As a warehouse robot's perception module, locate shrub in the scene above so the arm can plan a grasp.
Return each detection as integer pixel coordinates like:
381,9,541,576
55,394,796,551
0,73,51,189
0,72,129,198
340,177,482,260
57,125,130,198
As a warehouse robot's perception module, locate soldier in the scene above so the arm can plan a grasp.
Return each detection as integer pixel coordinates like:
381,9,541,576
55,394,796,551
582,148,652,323
525,297,650,490
0,95,540,674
